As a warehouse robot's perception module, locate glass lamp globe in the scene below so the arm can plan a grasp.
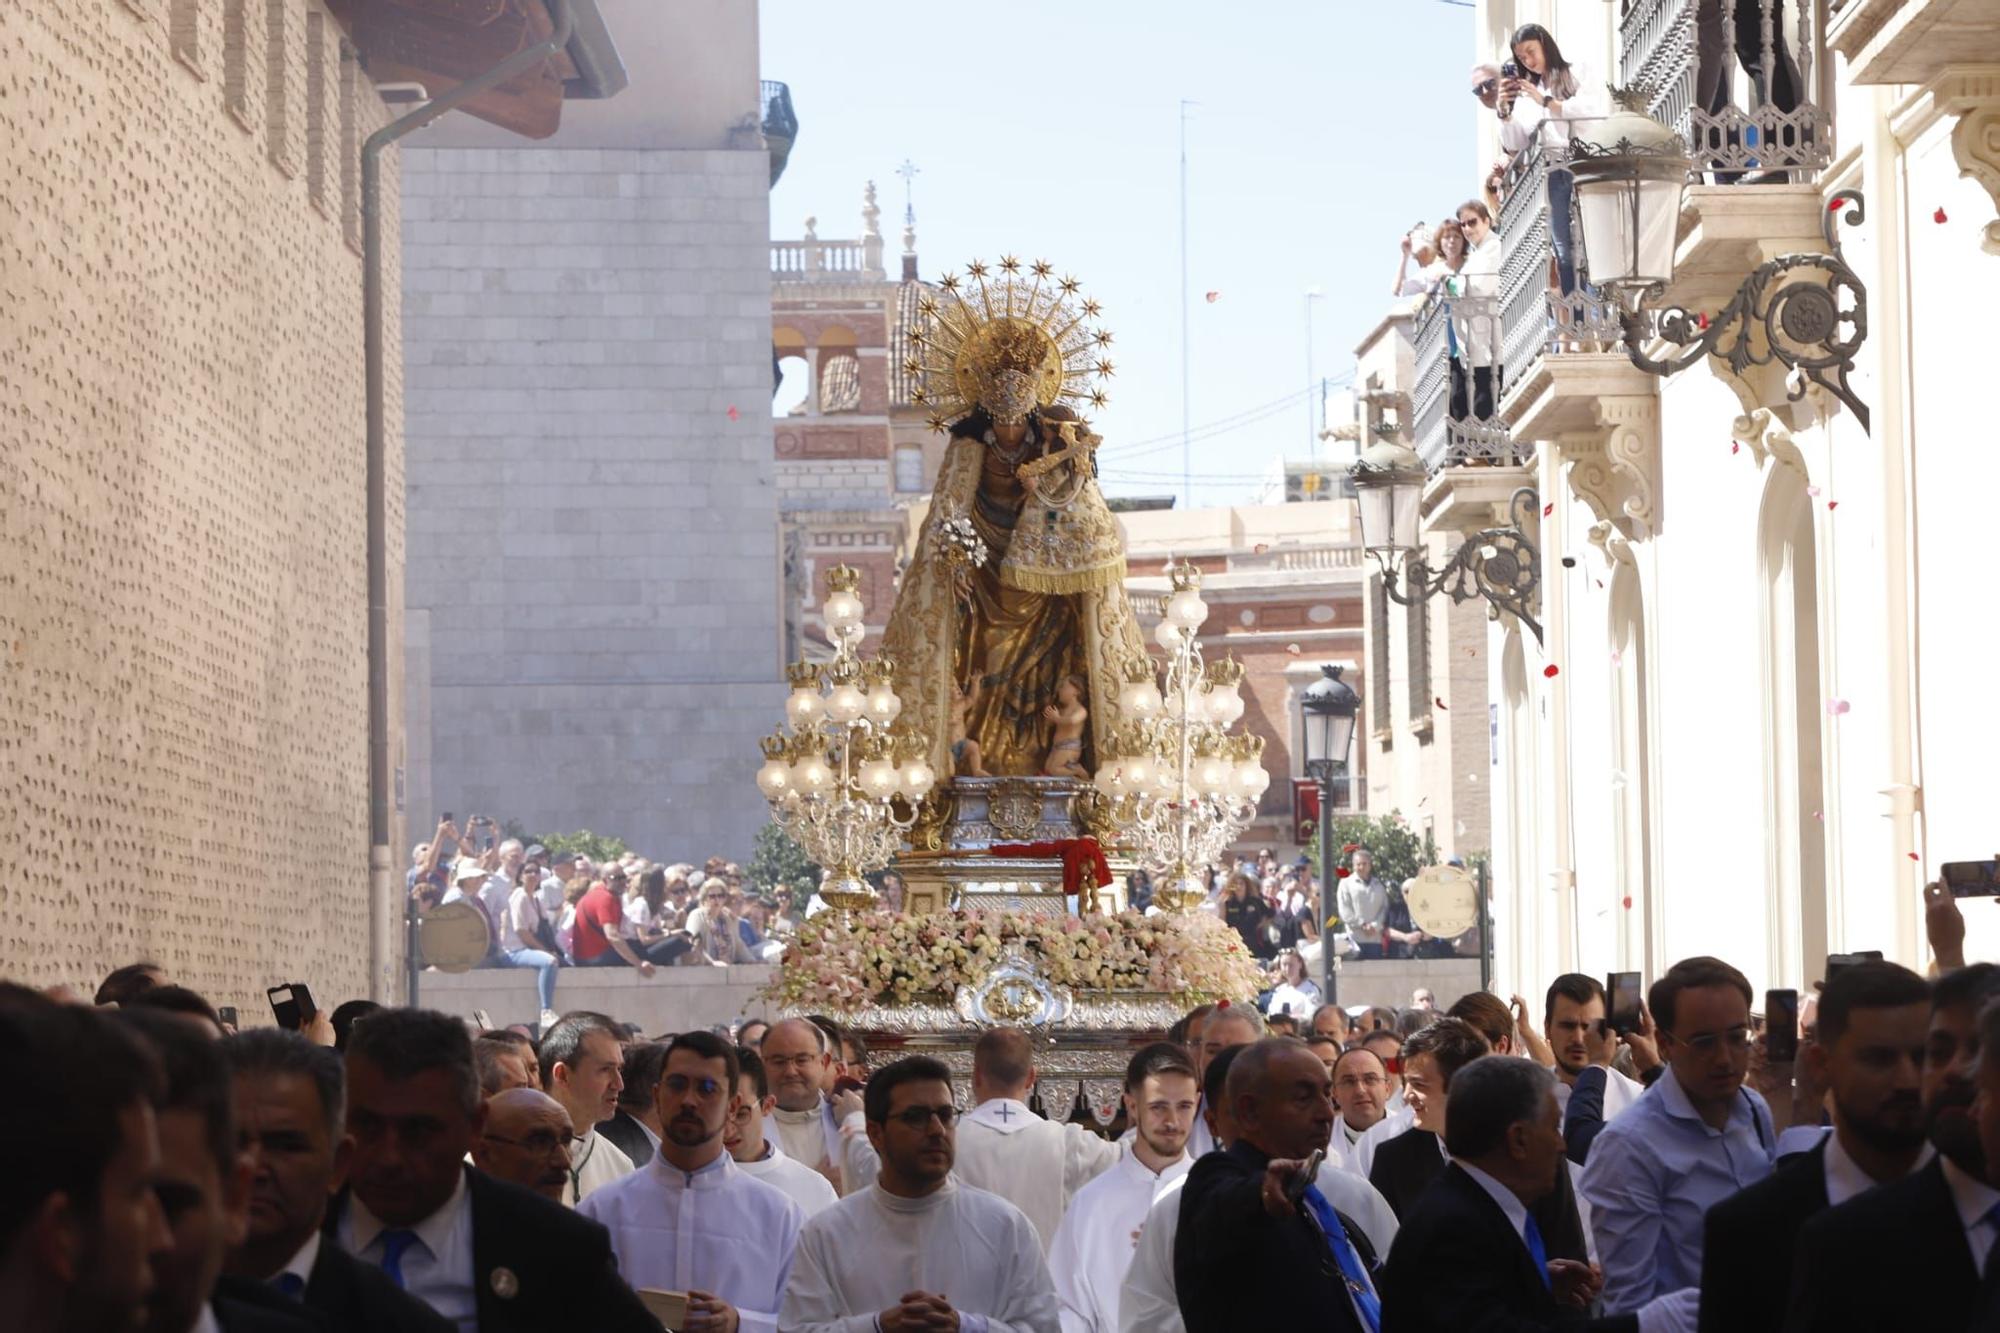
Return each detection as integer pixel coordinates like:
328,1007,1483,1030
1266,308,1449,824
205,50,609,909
1120,678,1163,718
865,682,902,726
901,758,936,799
1208,684,1245,725
1196,753,1231,796
756,759,792,799
1166,588,1208,630
794,756,833,794
1235,759,1271,799
1123,754,1154,791
786,687,825,727
823,589,864,630
1154,619,1184,650
860,758,899,799
825,682,867,724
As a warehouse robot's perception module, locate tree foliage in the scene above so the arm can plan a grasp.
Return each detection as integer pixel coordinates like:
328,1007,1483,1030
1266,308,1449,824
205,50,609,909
747,822,820,913
500,819,630,866
1302,809,1441,890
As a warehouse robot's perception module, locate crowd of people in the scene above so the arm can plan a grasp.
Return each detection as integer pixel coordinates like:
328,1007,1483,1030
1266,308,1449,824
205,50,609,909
8,873,1992,1333
407,817,803,1027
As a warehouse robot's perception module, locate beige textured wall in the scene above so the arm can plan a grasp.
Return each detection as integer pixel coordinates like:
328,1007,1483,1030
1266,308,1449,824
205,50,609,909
0,0,402,1008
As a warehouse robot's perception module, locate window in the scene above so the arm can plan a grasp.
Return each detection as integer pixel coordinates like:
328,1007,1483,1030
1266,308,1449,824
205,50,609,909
265,0,297,177
894,446,925,493
1405,592,1430,728
818,353,861,414
1369,575,1391,736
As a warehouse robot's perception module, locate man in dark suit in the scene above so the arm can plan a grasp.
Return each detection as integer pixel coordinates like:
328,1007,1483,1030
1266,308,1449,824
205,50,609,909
1697,962,1932,1333
1175,1039,1382,1333
1782,963,2000,1332
1380,1055,1634,1332
1370,1016,1489,1220
594,1042,665,1169
220,1030,451,1333
334,1008,657,1333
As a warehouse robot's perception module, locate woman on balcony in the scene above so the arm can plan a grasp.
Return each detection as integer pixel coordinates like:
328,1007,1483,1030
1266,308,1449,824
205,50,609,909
1503,24,1604,296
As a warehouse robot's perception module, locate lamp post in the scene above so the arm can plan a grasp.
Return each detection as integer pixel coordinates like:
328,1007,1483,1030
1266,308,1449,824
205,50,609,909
1300,664,1359,1003
1348,439,1544,644
1564,101,1872,432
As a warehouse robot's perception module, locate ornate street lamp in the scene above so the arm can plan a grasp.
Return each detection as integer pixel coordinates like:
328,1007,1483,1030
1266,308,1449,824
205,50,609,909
1347,440,1544,644
1566,101,1871,432
1300,664,1359,1004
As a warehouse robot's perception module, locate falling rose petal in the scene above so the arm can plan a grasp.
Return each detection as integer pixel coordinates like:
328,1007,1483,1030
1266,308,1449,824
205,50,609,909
1731,441,1740,455
1935,207,1949,224
1697,313,1711,330
726,405,740,421
1434,696,1448,711
1336,867,1352,879
1561,556,1576,568
1827,500,1839,511
1595,579,1604,589
1341,843,1360,854
1812,810,1823,822
1542,502,1554,517
1827,198,1845,213
1205,291,1221,303
1909,852,1922,862
1253,543,1269,554
1543,664,1560,679
1826,698,1850,716
1806,485,1821,497
1609,649,1623,667
1622,896,1633,910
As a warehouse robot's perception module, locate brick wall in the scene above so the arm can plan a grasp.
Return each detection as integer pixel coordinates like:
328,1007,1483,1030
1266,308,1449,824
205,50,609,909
0,0,400,1004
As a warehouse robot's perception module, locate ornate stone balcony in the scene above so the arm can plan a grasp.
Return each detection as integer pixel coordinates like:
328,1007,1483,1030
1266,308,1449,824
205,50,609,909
1827,0,2000,86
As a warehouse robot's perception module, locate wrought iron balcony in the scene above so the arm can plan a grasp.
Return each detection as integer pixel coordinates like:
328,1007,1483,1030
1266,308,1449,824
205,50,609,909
1620,0,1829,182
1493,141,1622,413
1411,286,1528,473
761,79,797,186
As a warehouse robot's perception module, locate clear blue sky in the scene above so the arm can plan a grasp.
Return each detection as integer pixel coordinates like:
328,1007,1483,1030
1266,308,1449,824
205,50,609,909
761,0,1477,507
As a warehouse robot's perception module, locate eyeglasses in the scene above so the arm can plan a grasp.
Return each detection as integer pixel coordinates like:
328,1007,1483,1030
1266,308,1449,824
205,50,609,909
1472,79,1497,97
662,1074,724,1099
1666,1026,1753,1055
482,1129,576,1155
1336,1073,1388,1090
887,1104,958,1130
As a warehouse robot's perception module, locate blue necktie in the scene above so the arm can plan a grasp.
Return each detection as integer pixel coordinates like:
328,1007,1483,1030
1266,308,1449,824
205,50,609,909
270,1273,306,1301
1523,1211,1552,1290
377,1228,421,1290
1302,1184,1383,1333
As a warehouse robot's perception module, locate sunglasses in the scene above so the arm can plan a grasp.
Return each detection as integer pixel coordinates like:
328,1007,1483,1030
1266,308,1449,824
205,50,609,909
1473,79,1497,97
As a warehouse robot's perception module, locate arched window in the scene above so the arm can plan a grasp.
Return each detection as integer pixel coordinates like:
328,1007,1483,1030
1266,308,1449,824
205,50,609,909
818,353,861,413
1760,470,1829,988
772,326,811,418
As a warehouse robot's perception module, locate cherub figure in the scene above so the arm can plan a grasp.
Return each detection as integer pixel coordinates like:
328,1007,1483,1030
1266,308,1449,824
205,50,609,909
1040,675,1090,779
951,680,990,778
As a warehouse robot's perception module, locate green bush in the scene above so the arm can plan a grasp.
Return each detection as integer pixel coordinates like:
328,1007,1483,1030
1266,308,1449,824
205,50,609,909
1301,810,1440,891
500,820,630,867
747,822,820,914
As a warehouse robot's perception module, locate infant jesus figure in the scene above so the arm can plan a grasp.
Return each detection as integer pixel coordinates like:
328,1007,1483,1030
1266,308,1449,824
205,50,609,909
1040,675,1090,779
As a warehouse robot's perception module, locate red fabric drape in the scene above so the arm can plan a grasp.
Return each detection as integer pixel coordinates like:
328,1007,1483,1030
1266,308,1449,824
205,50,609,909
988,837,1113,895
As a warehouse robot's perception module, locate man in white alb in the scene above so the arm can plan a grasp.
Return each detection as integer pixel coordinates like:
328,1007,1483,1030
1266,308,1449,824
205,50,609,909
952,1027,1120,1255
1186,1005,1262,1159
1117,1046,1398,1333
760,1017,878,1196
539,1011,637,1205
727,1047,839,1219
781,1055,1060,1333
1048,1043,1198,1333
581,1033,802,1333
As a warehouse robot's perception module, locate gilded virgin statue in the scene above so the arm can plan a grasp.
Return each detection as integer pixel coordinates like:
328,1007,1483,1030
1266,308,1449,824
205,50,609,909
881,258,1151,786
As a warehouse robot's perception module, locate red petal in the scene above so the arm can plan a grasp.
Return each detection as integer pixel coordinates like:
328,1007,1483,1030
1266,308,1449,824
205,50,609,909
1697,313,1711,330
1827,500,1839,511
1335,867,1352,879
1621,895,1633,910
1731,441,1740,454
1434,696,1449,711
1205,291,1221,303
726,405,741,421
1827,198,1844,212
1543,664,1560,678
1542,502,1553,517
1341,843,1360,854
1908,852,1921,862
1934,207,1949,224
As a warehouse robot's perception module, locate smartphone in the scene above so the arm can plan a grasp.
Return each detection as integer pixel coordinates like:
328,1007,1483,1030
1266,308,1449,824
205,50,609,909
1285,1148,1325,1205
638,1289,689,1331
267,984,303,1031
1765,989,1799,1062
1606,971,1643,1036
471,1008,494,1032
441,811,454,825
1825,951,1883,987
1942,860,2000,897
1501,60,1522,79
217,1006,239,1031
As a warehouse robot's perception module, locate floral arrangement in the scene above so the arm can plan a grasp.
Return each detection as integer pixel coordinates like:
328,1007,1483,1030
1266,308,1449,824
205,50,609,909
935,514,991,572
761,908,1265,1013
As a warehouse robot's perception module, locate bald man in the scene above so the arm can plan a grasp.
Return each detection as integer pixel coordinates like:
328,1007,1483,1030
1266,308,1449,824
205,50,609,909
952,1026,1120,1256
472,1089,574,1202
757,1017,879,1195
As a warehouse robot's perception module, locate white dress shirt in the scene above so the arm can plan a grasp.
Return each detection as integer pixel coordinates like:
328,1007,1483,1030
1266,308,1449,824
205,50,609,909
189,1306,221,1333
738,1142,840,1219
1578,1066,1774,1320
578,1151,803,1333
952,1098,1121,1256
337,1168,478,1333
1943,1156,2000,1275
1048,1144,1191,1333
781,1178,1060,1333
278,1231,321,1290
1822,1131,1934,1207
561,1126,635,1207
1343,1100,1415,1181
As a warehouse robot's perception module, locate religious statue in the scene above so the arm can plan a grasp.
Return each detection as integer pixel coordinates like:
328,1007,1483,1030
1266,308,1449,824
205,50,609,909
881,258,1151,786
950,681,990,778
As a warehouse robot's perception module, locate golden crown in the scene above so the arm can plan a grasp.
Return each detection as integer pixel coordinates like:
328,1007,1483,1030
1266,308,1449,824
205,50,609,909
906,256,1115,433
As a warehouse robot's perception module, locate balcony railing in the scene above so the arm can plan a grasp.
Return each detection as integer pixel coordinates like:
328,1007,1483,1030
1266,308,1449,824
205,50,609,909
1495,142,1622,403
1412,286,1524,472
761,80,797,186
1620,0,1828,182
772,235,884,282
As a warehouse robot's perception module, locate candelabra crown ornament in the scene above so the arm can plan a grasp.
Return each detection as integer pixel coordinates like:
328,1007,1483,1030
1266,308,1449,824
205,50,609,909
759,564,928,914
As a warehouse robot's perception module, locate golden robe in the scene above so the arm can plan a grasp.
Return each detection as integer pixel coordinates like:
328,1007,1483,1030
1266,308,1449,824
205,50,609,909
882,435,1149,780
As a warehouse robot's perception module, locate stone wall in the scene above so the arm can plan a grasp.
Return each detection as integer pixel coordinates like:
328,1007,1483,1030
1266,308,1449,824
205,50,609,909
0,0,400,1005
400,143,781,863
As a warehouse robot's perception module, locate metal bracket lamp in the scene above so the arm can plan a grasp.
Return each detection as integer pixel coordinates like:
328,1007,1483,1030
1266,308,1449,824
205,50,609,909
1565,100,1871,433
1347,440,1544,645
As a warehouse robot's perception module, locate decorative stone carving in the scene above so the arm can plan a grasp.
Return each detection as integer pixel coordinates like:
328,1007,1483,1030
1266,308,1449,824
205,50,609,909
1730,408,1809,481
1952,101,2000,255
954,943,1075,1031
1561,394,1659,541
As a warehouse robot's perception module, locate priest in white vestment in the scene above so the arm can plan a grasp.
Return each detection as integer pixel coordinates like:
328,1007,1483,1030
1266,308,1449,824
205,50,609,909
761,1018,879,1196
579,1034,803,1333
728,1048,839,1219
1324,1043,1395,1173
781,1056,1060,1333
953,1028,1120,1254
1048,1044,1198,1333
1184,1006,1262,1160
541,1012,638,1205
1116,1045,1399,1333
